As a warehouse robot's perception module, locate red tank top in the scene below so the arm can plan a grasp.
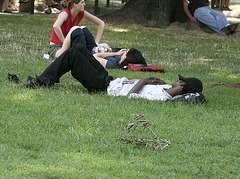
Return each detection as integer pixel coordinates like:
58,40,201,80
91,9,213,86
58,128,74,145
50,9,84,45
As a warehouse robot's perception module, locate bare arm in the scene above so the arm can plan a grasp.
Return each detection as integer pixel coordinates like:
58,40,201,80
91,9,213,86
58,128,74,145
52,11,68,44
164,86,184,97
93,49,126,68
183,0,197,22
127,77,166,97
93,49,126,59
127,79,147,98
83,11,105,44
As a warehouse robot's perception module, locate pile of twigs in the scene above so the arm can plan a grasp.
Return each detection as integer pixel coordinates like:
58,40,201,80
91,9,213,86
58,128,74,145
117,114,171,153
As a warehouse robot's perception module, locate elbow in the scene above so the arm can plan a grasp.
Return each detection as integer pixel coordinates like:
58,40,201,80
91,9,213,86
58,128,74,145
93,54,100,58
100,20,105,28
53,24,59,31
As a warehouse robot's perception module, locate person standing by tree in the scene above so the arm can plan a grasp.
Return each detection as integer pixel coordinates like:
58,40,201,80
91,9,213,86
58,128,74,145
49,0,105,58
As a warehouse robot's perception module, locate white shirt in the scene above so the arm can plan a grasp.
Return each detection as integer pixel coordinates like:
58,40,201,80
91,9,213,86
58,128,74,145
107,77,172,101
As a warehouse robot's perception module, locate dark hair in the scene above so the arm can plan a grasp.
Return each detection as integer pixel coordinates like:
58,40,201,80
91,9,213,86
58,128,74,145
118,48,147,68
181,84,192,94
61,0,82,9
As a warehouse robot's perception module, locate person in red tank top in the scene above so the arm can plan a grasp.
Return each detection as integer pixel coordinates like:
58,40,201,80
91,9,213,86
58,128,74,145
49,0,105,58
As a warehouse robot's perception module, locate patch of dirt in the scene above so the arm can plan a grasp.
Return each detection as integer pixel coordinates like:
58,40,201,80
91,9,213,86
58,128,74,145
209,83,240,90
166,21,215,33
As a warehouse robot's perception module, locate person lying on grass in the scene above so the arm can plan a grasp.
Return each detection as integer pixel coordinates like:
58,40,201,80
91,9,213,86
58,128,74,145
55,26,147,69
93,48,147,69
24,43,203,102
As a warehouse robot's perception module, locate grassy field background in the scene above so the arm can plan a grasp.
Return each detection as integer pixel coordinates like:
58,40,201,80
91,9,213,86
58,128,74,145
0,13,239,178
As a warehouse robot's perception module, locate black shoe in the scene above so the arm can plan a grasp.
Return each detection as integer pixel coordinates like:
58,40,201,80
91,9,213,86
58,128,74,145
27,76,36,82
226,23,239,34
24,76,47,88
8,73,20,84
24,78,38,89
221,27,230,35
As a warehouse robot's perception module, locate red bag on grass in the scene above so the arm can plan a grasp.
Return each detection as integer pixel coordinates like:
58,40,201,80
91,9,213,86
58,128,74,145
126,64,165,73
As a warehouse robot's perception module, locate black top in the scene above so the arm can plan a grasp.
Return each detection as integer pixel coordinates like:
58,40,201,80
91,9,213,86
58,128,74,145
188,0,209,15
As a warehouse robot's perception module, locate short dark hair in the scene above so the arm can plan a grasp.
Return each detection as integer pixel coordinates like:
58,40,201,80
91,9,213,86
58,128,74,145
119,48,147,68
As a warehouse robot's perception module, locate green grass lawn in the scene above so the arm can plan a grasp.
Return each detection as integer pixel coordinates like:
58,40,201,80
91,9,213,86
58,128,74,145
0,14,239,178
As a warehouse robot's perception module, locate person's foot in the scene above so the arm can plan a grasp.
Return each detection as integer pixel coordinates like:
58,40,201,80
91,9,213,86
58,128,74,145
221,24,239,35
227,24,239,34
221,27,230,35
24,76,48,88
24,78,38,89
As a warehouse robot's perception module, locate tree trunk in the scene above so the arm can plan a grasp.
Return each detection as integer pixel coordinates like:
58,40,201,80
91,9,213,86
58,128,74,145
103,0,189,28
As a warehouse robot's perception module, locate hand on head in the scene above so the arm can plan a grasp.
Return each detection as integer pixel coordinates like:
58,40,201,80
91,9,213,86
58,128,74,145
116,49,127,56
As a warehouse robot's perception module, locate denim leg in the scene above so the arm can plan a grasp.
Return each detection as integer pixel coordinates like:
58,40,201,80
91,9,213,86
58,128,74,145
194,6,229,35
209,8,229,29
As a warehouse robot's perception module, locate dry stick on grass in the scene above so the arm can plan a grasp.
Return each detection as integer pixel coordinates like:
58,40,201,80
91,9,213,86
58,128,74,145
117,114,171,152
190,166,202,176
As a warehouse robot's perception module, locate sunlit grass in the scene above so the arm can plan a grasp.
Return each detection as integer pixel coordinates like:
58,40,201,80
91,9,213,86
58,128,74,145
0,14,240,178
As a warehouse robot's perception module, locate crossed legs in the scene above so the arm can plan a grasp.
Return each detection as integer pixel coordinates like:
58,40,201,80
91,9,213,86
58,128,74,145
55,26,98,58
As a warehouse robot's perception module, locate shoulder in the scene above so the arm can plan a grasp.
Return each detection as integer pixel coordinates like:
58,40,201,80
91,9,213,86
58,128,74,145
60,9,70,15
83,10,90,16
58,9,69,18
77,10,84,17
83,10,95,18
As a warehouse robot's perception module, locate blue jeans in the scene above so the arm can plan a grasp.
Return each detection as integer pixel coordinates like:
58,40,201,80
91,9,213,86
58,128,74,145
194,6,230,35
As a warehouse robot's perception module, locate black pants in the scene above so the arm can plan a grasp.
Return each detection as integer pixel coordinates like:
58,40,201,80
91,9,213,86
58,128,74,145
37,43,113,92
49,27,97,58
71,27,97,53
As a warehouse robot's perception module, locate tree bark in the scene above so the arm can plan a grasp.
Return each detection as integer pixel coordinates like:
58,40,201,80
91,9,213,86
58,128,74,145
103,0,189,28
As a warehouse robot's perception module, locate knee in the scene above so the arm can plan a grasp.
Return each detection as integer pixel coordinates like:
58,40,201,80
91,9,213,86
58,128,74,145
70,26,85,39
70,26,83,34
81,26,91,34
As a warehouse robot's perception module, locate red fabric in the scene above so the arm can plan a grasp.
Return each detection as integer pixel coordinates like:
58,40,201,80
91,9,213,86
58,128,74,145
126,64,165,73
50,9,84,45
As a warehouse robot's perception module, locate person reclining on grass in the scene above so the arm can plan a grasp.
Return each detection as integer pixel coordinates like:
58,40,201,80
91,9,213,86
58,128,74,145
183,0,239,35
24,43,203,102
93,48,147,69
55,26,147,69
